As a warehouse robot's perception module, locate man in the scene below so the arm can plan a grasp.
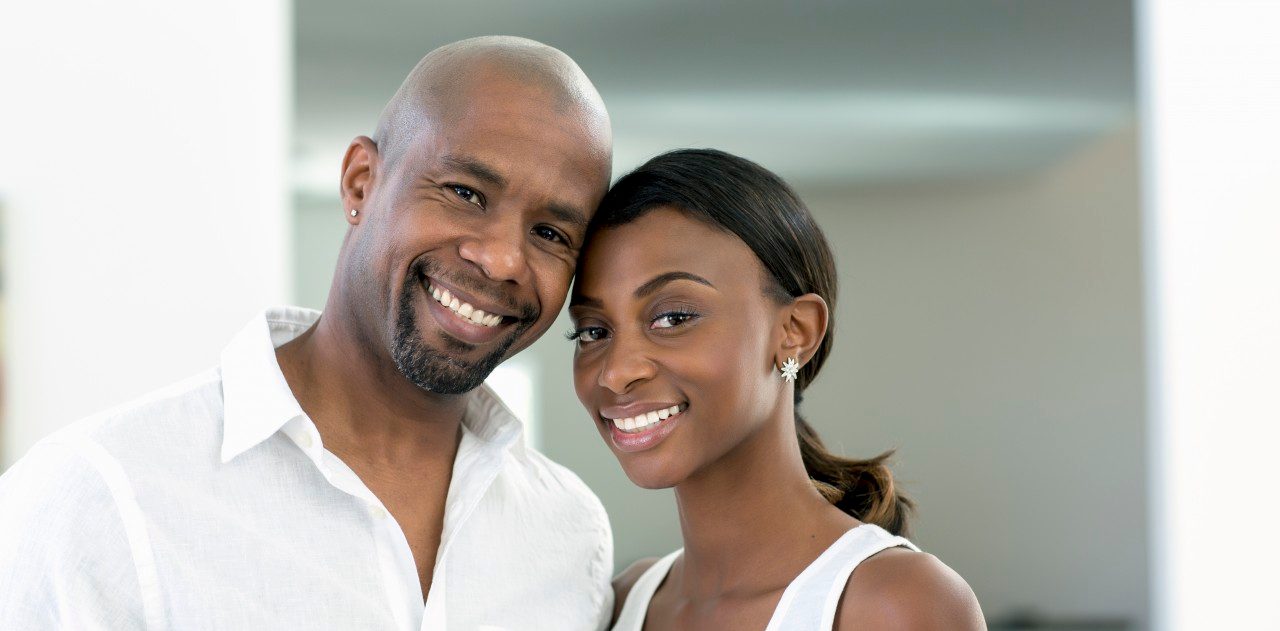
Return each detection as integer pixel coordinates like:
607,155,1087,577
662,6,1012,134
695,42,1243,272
0,36,614,630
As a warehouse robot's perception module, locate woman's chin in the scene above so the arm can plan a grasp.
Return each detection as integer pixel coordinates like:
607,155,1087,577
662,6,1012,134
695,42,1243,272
619,459,685,490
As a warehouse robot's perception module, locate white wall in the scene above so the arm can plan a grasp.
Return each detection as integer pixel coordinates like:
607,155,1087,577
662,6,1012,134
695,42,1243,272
1142,2,1280,628
531,127,1146,626
804,128,1145,624
0,1,292,466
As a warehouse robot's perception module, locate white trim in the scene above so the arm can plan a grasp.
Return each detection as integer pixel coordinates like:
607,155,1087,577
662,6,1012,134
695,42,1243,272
70,439,166,631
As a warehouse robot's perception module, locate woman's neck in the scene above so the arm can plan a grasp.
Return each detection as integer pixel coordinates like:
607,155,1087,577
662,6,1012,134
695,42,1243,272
670,412,858,600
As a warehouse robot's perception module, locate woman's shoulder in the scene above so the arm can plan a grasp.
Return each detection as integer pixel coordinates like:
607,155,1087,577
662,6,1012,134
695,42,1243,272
836,547,985,630
611,557,663,623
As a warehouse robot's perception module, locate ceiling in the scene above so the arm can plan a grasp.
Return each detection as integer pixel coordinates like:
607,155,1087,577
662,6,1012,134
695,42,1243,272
294,0,1134,195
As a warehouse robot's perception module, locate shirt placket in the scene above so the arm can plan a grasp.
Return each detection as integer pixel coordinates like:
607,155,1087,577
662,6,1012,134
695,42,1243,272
419,432,507,630
282,417,423,631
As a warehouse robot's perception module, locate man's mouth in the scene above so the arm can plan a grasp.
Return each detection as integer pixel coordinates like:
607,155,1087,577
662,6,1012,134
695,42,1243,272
424,278,508,328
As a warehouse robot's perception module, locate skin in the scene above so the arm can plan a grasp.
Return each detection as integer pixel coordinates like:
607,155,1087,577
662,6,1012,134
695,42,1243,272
275,37,611,602
571,207,984,630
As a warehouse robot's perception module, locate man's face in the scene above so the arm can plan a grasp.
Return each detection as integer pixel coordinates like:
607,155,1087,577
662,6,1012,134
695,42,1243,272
346,76,611,394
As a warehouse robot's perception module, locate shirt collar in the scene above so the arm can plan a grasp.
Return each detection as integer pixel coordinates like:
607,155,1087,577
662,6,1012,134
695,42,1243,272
461,382,525,453
219,306,317,463
220,306,527,463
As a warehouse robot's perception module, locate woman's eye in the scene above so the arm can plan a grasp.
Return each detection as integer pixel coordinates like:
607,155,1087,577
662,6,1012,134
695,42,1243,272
567,326,609,344
532,225,568,245
448,185,484,207
651,312,697,329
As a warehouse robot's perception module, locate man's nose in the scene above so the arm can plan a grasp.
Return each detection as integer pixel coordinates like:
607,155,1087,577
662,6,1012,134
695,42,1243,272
597,333,658,395
458,219,529,283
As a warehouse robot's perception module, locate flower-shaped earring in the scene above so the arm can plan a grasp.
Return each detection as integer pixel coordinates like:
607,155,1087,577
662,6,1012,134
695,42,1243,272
779,357,800,383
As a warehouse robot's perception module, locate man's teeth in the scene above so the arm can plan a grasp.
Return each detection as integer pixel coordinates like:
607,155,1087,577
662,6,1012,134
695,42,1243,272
611,405,683,433
428,283,502,327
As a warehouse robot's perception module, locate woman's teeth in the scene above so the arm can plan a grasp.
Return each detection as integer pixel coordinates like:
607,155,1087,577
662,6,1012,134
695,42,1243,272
428,282,503,327
611,405,683,433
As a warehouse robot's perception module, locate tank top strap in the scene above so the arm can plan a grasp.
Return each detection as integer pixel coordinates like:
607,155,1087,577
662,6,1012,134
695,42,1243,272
611,548,682,631
766,524,921,631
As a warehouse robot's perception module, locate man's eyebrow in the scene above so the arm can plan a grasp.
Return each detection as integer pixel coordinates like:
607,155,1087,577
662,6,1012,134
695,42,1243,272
440,154,507,189
547,202,589,229
634,271,716,299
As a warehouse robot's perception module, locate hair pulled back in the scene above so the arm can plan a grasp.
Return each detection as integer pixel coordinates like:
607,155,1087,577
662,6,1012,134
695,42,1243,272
592,149,912,535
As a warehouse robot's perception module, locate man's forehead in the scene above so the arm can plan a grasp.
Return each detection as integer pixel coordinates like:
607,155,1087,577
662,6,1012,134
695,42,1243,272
372,37,611,180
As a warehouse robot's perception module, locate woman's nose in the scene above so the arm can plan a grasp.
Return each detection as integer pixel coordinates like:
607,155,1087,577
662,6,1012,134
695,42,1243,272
597,334,658,395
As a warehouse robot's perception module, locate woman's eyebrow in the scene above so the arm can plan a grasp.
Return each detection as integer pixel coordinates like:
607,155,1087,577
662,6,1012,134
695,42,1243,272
633,271,715,299
569,272,714,309
569,294,602,309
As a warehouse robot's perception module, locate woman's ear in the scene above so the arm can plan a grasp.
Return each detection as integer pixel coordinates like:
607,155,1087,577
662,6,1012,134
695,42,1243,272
779,293,829,367
341,136,380,225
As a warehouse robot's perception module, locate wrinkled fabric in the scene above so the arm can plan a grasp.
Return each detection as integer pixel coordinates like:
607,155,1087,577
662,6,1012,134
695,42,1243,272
0,306,613,631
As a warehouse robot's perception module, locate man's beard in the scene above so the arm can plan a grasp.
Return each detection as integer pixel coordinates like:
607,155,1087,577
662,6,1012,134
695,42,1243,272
390,265,534,395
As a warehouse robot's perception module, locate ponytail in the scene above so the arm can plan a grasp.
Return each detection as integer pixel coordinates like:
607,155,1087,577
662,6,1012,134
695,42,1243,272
795,404,913,536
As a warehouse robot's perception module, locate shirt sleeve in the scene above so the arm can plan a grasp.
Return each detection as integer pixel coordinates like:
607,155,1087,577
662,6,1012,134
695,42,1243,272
583,485,615,631
0,441,149,630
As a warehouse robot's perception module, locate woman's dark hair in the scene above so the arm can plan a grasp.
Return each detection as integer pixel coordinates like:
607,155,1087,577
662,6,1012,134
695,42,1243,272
592,148,913,535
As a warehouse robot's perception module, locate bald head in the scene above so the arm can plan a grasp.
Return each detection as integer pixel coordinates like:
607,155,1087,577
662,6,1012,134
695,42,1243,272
373,36,610,168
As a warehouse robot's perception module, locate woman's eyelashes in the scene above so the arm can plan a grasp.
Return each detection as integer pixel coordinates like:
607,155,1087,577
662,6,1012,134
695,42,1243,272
567,309,702,346
650,309,700,330
566,325,609,344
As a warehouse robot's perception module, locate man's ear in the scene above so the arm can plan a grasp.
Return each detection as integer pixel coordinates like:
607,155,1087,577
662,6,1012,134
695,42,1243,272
778,293,829,367
341,136,380,225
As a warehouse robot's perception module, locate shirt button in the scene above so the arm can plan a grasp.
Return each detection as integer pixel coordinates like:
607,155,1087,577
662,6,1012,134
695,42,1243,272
297,433,313,448
371,505,387,520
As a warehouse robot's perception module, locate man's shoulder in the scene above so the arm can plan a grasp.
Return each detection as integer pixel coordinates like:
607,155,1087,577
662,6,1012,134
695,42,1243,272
498,445,609,526
29,367,225,467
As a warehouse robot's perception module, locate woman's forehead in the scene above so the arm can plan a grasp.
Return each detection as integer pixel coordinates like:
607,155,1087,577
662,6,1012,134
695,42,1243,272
576,208,763,298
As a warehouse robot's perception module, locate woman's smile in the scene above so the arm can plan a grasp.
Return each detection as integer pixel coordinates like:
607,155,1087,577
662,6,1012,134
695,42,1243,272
600,403,689,452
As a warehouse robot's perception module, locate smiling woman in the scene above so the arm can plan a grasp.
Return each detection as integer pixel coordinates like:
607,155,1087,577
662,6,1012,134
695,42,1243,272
570,149,984,630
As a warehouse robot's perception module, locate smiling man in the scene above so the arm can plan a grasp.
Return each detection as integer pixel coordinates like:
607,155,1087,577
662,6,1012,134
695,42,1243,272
0,37,614,630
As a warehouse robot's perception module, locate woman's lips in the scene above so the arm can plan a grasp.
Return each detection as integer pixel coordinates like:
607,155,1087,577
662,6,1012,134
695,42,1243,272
604,404,687,453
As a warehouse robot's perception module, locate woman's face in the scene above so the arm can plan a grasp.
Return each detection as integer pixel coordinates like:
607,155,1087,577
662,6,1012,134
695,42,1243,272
570,207,790,489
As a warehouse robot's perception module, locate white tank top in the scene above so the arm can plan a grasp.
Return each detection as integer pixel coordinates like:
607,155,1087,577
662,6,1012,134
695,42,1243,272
612,524,919,631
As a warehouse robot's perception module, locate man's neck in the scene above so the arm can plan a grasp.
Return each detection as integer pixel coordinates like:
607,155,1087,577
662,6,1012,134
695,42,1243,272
275,313,467,469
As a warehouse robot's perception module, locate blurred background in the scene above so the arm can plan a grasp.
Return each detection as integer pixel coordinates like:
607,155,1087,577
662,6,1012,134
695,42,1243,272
297,2,1142,629
2,2,1277,630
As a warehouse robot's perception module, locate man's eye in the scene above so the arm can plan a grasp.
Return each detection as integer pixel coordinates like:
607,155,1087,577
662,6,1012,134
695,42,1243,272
651,312,697,329
533,225,568,245
448,185,484,207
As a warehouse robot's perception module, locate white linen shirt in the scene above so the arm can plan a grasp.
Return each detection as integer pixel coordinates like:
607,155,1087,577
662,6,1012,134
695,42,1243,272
0,307,613,631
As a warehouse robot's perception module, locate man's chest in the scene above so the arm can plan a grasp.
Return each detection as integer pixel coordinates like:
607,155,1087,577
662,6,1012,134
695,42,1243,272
367,477,453,601
140,492,405,628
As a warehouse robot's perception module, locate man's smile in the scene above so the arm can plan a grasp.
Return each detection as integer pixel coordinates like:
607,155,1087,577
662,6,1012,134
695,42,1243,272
419,274,523,345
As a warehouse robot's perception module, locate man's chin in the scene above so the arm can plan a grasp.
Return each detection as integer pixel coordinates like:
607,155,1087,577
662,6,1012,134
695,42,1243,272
390,264,537,395
392,342,498,395
393,313,515,395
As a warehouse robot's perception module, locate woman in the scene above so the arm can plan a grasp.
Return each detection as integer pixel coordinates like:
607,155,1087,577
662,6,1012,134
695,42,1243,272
568,149,984,630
